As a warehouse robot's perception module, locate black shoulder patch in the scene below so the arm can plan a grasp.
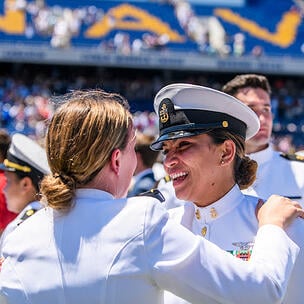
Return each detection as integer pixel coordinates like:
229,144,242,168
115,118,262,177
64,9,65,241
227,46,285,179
280,153,304,162
137,188,165,203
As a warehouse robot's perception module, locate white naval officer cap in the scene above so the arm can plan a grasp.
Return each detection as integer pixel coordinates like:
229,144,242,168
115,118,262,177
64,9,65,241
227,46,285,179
0,133,50,180
151,83,260,151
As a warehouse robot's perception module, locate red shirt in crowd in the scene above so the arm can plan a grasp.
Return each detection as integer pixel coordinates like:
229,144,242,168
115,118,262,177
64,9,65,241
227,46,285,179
0,171,17,232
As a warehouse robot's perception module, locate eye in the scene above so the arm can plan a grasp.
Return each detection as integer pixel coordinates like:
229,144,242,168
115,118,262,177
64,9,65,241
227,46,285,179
262,107,271,114
162,149,168,156
177,141,191,150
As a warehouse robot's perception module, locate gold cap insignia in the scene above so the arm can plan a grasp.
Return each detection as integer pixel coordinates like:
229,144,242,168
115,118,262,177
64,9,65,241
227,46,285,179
159,103,169,123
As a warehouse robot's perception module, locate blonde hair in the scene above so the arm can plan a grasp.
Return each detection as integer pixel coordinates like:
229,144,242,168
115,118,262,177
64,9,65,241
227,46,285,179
41,90,132,211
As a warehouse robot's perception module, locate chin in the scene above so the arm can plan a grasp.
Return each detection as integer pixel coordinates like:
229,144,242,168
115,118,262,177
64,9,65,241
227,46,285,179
250,136,269,146
175,190,190,202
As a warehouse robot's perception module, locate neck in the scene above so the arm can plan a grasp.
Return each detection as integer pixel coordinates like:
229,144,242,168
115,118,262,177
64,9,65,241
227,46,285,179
82,165,118,196
194,177,235,207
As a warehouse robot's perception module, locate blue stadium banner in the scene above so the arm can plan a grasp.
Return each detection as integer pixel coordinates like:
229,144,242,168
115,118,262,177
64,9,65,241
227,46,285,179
0,0,303,74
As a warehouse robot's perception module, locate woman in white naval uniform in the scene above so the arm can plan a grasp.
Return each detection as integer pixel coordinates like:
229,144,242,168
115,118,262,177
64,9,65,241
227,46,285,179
0,133,50,252
149,83,304,304
0,89,302,304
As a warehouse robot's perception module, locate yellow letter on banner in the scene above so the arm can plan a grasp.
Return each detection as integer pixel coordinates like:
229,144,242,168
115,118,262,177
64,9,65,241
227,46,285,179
85,3,184,42
215,8,302,48
0,0,25,34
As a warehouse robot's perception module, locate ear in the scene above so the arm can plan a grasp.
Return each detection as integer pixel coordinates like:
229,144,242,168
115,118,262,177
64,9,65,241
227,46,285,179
20,176,35,192
110,148,121,175
220,140,236,165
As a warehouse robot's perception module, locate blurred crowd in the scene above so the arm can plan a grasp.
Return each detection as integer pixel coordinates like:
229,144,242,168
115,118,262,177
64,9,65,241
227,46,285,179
0,63,304,152
6,0,302,57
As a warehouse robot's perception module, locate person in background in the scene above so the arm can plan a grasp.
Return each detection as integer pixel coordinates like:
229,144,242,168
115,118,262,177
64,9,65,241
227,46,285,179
222,74,304,205
0,89,302,304
0,133,50,250
150,83,304,304
127,131,159,196
0,130,17,235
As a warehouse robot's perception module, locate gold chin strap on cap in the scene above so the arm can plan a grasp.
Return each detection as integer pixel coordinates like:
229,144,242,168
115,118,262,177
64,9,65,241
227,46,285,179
4,159,31,173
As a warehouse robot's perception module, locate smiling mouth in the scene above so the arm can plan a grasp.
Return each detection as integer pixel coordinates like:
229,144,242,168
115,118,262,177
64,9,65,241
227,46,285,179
170,172,188,182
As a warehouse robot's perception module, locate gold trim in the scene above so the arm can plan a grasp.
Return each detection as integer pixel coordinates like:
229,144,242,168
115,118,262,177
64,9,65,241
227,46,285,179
159,103,169,123
201,226,207,237
4,159,31,173
296,154,304,161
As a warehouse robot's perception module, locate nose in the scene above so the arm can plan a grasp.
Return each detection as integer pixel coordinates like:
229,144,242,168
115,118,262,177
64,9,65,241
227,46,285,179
163,151,178,169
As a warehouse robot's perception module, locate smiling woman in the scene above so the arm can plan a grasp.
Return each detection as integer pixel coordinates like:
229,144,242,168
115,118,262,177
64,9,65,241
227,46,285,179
151,83,304,304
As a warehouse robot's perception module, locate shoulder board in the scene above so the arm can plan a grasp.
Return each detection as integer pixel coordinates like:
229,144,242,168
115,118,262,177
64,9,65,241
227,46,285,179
163,175,171,183
153,174,171,188
17,208,38,226
137,188,165,203
280,153,304,162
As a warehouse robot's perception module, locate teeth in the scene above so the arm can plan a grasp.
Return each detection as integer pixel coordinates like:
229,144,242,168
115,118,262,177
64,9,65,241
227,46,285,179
170,172,187,180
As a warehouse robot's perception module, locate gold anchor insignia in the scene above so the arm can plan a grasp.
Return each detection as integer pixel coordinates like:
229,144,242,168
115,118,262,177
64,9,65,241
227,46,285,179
159,103,169,123
201,226,207,237
195,209,201,220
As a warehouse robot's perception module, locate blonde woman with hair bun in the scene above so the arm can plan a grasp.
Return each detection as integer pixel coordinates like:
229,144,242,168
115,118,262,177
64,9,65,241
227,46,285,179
0,89,303,304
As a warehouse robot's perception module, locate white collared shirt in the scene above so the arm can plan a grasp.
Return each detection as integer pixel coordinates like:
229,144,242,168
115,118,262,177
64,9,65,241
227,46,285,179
165,185,304,304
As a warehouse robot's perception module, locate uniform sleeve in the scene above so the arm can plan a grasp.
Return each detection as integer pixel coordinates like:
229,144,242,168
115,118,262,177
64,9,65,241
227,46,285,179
281,218,304,303
143,202,299,304
0,258,30,304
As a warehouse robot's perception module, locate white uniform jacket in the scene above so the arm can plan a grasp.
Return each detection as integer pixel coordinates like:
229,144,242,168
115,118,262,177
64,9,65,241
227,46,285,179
0,201,43,253
242,146,304,205
165,185,304,304
0,189,299,304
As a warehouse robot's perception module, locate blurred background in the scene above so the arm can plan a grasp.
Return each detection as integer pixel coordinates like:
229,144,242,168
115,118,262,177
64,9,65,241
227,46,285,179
1,0,304,152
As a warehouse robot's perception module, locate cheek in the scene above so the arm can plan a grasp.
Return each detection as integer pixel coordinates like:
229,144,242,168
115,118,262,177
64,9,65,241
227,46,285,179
4,182,15,201
5,187,19,212
132,152,138,173
128,149,137,176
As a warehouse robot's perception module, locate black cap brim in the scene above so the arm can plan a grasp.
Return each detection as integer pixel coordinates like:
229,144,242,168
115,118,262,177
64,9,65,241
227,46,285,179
150,128,208,151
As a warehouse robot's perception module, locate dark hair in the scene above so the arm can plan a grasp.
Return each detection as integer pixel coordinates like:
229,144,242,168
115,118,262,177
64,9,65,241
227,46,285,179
14,168,44,193
0,129,11,161
206,129,257,189
222,74,271,97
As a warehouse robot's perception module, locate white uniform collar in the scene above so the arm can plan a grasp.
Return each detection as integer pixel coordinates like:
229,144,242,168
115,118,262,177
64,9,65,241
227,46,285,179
247,145,274,165
76,188,114,201
193,184,243,223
